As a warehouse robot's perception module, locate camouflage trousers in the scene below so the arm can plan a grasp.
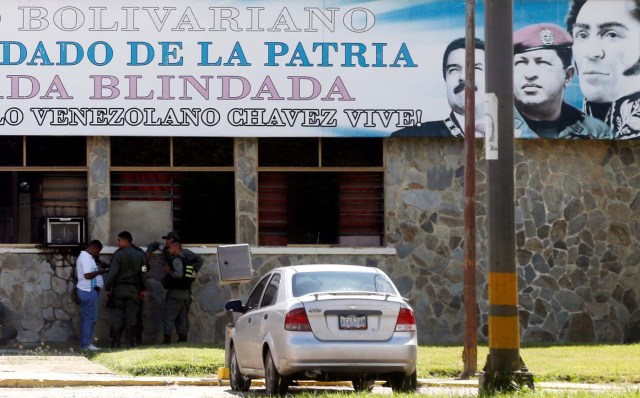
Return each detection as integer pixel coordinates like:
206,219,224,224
163,294,192,338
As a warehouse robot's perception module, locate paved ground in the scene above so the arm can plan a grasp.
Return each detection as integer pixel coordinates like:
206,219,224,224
1,352,639,396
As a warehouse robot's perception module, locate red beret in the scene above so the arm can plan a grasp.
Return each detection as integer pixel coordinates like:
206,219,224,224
514,23,573,54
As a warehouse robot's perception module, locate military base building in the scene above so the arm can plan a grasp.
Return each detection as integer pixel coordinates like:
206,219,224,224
0,0,639,346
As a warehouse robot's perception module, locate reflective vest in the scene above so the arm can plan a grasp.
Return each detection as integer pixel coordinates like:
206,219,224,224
164,255,197,291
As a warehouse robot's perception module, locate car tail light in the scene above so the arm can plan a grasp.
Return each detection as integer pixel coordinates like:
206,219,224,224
284,308,312,331
395,308,417,332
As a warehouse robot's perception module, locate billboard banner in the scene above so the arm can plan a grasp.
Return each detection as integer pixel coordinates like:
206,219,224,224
0,1,637,138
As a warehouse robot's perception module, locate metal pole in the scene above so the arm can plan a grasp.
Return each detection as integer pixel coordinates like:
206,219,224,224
480,0,533,393
462,0,477,379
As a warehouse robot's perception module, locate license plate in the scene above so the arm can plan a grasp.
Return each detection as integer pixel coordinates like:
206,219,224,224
339,314,367,330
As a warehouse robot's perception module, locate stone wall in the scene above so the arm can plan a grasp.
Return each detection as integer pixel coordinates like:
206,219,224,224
0,251,80,345
512,140,640,343
1,138,639,347
385,138,640,344
0,250,396,347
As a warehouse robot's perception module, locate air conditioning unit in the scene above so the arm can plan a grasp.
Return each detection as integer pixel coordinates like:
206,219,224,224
46,217,86,246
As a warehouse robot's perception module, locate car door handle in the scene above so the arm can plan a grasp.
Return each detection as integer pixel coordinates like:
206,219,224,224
263,314,269,320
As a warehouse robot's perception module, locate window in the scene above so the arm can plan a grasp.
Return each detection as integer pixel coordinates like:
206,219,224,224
260,273,281,308
0,136,22,166
292,271,398,297
0,137,87,244
26,137,86,166
246,275,270,312
111,137,169,167
258,138,384,247
110,137,235,244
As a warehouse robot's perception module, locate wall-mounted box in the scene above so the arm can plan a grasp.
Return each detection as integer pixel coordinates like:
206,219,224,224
217,244,253,285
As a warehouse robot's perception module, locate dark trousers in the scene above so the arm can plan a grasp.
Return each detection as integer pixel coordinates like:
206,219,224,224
163,295,192,338
110,296,139,347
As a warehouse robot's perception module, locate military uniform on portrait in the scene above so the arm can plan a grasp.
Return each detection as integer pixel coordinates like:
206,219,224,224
602,93,640,139
391,112,464,137
515,103,612,139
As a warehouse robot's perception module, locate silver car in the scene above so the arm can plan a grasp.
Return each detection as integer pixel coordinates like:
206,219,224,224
225,264,418,394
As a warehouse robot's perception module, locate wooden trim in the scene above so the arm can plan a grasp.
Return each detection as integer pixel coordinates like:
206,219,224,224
257,167,384,172
22,136,27,167
170,137,174,168
110,166,235,172
0,167,88,172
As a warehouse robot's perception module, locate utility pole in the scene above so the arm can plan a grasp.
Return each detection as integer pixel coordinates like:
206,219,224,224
462,0,477,379
480,0,533,393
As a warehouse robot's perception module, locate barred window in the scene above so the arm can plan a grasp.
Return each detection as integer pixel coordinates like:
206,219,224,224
0,136,87,244
258,138,384,247
110,137,235,245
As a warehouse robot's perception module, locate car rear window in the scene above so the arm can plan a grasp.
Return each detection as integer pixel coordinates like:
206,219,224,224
292,271,398,297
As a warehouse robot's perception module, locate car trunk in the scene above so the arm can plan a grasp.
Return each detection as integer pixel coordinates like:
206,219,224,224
299,293,402,341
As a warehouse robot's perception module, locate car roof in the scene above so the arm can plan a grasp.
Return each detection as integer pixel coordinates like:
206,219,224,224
280,264,384,275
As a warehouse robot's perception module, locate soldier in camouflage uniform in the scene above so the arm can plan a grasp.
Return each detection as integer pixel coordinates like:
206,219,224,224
105,231,146,348
162,240,203,344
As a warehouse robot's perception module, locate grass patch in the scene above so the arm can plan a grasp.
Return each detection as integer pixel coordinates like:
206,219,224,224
289,393,640,398
522,344,640,384
86,343,640,384
85,343,225,377
418,343,640,384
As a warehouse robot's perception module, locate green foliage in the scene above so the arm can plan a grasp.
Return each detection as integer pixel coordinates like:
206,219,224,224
87,342,640,386
417,344,640,384
85,344,225,377
521,343,640,384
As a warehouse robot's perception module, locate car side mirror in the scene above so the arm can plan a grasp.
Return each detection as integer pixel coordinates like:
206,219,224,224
224,299,247,314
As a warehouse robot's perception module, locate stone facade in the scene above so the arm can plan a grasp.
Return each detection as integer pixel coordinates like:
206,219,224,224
385,138,640,344
1,138,639,347
87,137,110,244
235,138,258,246
0,249,397,347
0,251,80,345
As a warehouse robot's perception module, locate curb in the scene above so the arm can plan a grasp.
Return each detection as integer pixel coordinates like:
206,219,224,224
1,375,639,391
0,375,358,388
0,375,221,388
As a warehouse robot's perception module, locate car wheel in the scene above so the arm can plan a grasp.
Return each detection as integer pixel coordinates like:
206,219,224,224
264,350,288,395
352,377,375,392
230,346,251,392
389,371,417,393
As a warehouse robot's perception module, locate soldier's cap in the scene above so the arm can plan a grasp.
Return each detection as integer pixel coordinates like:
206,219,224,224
514,23,572,55
161,231,181,241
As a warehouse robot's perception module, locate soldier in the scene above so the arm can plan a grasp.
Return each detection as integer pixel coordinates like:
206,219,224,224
146,231,180,264
162,240,203,344
105,231,147,348
513,23,612,139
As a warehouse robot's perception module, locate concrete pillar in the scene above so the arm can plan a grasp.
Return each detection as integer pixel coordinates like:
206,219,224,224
87,136,110,243
234,138,258,245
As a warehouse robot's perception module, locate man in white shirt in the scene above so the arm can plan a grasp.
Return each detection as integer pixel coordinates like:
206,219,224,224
76,240,106,351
